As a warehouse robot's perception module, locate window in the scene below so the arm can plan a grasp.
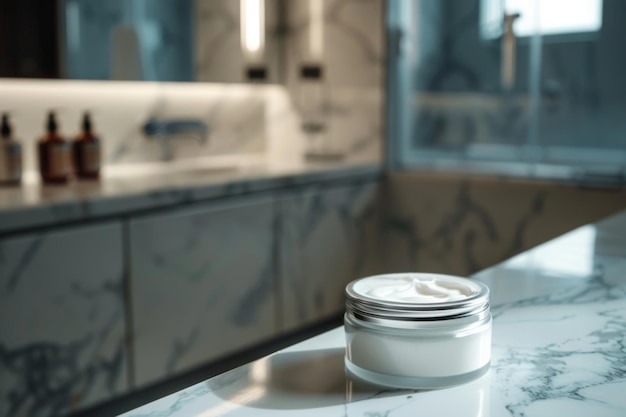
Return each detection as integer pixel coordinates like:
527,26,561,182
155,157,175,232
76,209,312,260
387,0,625,183
481,0,603,39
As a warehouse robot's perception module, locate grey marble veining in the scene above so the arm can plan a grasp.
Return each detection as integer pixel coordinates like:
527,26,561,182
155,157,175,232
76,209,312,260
120,209,626,417
383,171,626,277
0,222,128,417
126,176,382,388
128,197,279,387
0,157,381,234
194,0,283,84
474,216,626,417
278,182,382,332
284,0,384,160
0,0,386,235
0,0,385,180
0,81,271,175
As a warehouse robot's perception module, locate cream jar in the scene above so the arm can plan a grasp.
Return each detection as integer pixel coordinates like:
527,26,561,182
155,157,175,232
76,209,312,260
344,273,492,389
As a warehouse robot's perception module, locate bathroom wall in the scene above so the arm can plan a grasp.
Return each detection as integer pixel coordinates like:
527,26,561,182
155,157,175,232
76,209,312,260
195,0,384,160
0,80,269,174
195,0,284,84
284,0,384,160
0,0,384,176
383,170,626,277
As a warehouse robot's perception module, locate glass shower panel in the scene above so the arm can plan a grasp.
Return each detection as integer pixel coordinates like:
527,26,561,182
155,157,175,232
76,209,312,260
538,0,626,173
389,0,625,180
392,0,535,169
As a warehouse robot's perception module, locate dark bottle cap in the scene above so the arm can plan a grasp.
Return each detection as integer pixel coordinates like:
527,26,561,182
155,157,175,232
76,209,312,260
82,111,93,133
1,113,11,139
46,111,58,134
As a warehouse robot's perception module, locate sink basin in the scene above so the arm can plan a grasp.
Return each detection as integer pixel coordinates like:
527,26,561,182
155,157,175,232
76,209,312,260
102,155,263,180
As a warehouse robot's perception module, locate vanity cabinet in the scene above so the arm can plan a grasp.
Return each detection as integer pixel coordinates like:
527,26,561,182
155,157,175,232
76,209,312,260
127,181,382,387
278,183,382,332
128,196,278,387
0,174,382,411
0,222,127,417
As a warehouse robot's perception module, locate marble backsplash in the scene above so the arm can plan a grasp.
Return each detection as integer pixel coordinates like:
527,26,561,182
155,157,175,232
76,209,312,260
194,0,284,84
382,171,626,277
0,0,383,177
194,0,384,161
0,80,269,175
284,0,384,158
0,79,380,177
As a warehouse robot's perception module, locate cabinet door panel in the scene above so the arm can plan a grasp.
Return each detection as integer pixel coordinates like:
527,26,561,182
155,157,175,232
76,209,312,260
0,222,127,417
129,198,277,387
279,183,381,331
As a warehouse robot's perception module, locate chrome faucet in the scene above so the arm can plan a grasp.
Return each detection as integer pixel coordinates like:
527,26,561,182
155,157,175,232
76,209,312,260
142,117,210,161
501,12,520,92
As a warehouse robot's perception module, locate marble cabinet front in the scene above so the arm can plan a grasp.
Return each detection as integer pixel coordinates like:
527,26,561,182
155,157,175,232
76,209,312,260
0,222,127,417
128,197,278,387
278,182,382,332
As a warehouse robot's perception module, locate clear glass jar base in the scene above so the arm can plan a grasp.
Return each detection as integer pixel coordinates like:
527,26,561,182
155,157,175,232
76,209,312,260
345,358,490,389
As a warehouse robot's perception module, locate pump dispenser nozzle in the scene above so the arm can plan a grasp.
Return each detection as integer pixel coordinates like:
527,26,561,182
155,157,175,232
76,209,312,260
1,113,11,139
46,111,58,134
0,112,22,185
82,112,93,133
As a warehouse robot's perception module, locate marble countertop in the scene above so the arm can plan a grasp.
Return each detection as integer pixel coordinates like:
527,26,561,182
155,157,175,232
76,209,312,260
121,210,626,417
0,155,381,234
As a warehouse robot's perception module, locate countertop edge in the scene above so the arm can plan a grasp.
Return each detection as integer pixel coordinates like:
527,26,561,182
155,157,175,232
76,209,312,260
0,163,383,235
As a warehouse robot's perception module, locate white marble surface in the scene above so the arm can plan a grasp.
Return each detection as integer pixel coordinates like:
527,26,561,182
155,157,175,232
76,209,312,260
278,183,381,331
129,197,279,387
0,81,269,171
0,0,385,236
120,210,626,416
383,170,626,277
285,0,384,159
128,179,382,388
194,0,385,159
194,0,283,84
0,154,381,234
0,222,127,417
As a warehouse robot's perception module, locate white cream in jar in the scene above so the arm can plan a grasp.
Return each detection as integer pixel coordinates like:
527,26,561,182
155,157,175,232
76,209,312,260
344,273,492,389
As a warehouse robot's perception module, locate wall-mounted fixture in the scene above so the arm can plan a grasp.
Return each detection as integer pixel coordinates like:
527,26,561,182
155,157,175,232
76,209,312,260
501,12,520,92
481,0,603,39
307,0,324,64
241,0,267,81
143,117,209,161
297,0,343,160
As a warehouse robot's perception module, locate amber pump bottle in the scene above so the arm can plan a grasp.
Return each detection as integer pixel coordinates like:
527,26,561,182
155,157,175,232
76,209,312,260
38,111,71,184
73,112,101,179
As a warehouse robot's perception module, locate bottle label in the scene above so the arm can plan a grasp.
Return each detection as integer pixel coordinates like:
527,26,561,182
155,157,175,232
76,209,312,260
49,142,71,177
6,144,22,180
82,142,101,172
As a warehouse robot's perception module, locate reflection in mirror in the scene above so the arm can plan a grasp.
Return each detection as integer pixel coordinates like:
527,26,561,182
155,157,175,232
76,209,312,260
0,0,285,83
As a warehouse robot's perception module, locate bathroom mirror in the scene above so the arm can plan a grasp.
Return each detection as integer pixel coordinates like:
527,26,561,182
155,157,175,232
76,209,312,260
0,0,286,83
